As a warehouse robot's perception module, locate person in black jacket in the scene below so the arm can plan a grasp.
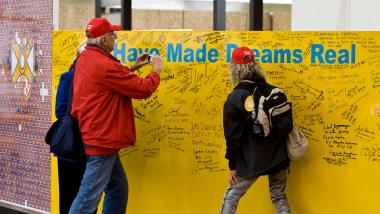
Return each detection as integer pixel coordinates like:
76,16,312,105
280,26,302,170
220,47,291,214
55,69,86,214
55,49,97,214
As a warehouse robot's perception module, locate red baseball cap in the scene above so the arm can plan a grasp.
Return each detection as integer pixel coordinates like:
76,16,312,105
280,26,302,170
86,18,121,38
231,47,255,64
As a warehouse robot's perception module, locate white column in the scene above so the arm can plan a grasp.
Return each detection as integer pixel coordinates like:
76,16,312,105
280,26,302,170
292,0,380,30
53,0,59,29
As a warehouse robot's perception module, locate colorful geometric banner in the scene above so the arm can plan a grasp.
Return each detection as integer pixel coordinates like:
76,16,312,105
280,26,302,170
0,0,52,211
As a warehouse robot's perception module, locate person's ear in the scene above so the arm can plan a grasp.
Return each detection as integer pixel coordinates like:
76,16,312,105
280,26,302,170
100,36,107,46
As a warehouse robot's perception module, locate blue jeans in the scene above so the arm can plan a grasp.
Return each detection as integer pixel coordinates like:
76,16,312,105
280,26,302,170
69,155,128,214
221,169,290,214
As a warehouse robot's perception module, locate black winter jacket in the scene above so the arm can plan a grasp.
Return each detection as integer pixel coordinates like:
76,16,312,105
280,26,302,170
223,78,290,178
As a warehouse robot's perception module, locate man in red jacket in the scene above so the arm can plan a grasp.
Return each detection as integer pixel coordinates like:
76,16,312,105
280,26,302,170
69,17,163,214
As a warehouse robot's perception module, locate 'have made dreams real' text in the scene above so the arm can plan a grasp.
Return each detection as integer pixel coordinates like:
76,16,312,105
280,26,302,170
113,43,356,64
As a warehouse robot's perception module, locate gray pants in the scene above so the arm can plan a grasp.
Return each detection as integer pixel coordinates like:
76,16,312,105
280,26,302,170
220,169,291,214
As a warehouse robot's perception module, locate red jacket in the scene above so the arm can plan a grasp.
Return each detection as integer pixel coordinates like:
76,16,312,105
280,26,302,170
71,46,160,155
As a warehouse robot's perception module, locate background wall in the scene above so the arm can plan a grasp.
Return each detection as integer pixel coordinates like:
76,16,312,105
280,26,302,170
292,0,380,30
103,9,290,31
59,0,94,30
59,0,291,31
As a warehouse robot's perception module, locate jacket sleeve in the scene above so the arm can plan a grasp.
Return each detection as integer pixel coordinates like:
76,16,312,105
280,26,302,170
104,62,161,99
223,98,245,170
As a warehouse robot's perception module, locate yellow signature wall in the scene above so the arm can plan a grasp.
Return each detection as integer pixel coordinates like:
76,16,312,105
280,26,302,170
52,31,380,214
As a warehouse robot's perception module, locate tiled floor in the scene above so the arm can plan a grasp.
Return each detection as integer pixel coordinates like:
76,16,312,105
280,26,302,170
0,206,28,214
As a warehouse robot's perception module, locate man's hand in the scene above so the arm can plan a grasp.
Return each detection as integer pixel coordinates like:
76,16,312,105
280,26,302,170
229,170,240,185
129,53,150,72
152,55,163,74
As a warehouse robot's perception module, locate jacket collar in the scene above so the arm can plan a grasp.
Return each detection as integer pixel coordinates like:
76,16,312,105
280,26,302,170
86,45,120,62
234,77,266,91
240,77,266,85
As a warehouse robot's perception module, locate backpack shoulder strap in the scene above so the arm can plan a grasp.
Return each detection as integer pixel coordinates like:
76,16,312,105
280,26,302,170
234,82,262,107
234,81,263,123
66,54,82,116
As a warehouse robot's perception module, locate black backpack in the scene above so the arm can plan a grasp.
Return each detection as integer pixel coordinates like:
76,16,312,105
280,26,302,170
238,81,293,140
45,56,85,162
